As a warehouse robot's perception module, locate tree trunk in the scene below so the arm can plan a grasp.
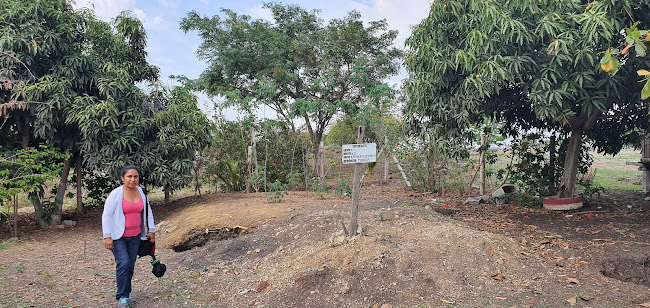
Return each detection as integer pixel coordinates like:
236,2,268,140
53,153,73,225
319,141,325,180
76,154,82,213
311,133,324,177
165,185,170,204
31,195,49,229
548,135,557,195
350,126,365,236
194,156,202,197
558,127,584,198
384,136,389,183
426,149,436,192
13,195,18,237
479,136,480,196
15,113,30,149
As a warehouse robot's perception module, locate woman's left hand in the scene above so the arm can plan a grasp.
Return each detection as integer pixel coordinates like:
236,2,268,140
147,232,156,243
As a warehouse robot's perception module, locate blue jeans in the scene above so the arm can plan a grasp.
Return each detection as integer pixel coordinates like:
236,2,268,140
112,236,140,300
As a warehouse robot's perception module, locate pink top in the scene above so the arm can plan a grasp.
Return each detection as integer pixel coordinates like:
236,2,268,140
122,198,143,237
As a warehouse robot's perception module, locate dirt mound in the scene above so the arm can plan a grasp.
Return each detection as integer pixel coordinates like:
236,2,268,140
161,192,564,307
2,184,649,307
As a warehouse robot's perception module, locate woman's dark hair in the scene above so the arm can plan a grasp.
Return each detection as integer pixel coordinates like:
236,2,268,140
120,165,140,177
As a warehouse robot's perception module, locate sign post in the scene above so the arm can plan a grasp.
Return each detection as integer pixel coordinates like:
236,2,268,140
344,126,377,236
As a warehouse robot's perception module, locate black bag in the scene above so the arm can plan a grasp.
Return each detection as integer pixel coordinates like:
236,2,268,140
137,194,155,258
137,193,167,277
138,238,155,257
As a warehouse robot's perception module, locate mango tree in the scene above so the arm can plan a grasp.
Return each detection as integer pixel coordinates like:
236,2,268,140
146,81,214,204
1,0,158,226
405,0,650,198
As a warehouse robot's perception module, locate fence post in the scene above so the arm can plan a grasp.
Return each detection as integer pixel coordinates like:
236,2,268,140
350,126,365,236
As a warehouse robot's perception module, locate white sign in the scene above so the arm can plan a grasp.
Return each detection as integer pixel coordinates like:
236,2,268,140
342,143,377,164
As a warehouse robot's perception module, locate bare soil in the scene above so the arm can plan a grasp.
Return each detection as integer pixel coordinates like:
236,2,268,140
1,181,649,308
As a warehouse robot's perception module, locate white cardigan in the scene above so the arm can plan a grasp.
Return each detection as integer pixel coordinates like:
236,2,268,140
102,185,155,240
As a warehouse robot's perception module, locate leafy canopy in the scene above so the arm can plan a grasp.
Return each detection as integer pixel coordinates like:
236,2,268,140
405,0,650,153
180,3,402,152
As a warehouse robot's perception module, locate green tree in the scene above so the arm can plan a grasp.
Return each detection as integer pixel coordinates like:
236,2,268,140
146,80,214,204
1,0,159,226
0,146,67,231
405,0,650,198
180,3,402,175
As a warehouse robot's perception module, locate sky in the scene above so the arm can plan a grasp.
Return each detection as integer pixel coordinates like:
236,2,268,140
71,0,432,119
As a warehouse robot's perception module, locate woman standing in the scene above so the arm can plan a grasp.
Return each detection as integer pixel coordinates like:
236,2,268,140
102,165,156,308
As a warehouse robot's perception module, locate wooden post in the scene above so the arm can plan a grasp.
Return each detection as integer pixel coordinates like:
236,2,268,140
246,146,254,193
549,135,557,195
319,141,325,180
13,194,18,237
350,126,365,236
641,134,650,194
76,155,82,213
304,142,309,195
391,153,412,187
251,128,258,173
384,136,389,183
480,135,486,195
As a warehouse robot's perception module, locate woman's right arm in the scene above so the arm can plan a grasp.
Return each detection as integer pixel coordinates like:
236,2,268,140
102,189,118,244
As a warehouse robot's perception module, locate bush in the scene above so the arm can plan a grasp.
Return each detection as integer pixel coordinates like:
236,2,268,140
267,180,288,203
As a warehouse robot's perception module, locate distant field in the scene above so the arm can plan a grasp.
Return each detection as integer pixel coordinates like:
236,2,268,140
591,148,642,191
483,148,643,192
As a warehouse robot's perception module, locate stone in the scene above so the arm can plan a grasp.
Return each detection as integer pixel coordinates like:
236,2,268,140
62,220,76,227
465,195,490,205
329,230,348,247
492,184,516,198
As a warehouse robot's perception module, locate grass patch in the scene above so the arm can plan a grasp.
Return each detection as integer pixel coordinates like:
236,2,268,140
592,168,641,191
0,237,18,250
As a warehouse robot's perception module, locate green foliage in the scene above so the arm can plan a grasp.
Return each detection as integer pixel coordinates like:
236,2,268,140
287,172,304,190
35,198,57,222
206,119,307,192
83,172,119,210
325,115,400,146
577,179,606,204
393,139,452,193
245,169,265,193
181,3,402,172
205,120,248,191
0,146,67,203
267,180,288,203
310,179,331,194
335,180,352,197
146,81,214,194
216,160,243,192
500,134,560,199
502,192,542,208
405,0,650,197
257,120,307,185
601,22,650,99
0,237,18,250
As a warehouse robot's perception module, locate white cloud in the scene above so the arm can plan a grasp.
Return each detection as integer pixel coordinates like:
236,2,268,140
348,0,431,49
72,0,136,21
133,8,166,30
